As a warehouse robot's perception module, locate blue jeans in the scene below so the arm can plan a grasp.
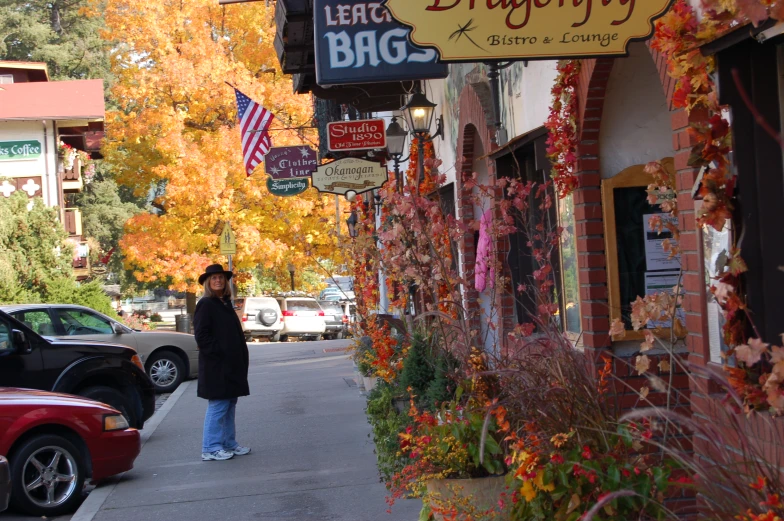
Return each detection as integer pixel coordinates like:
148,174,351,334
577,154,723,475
202,398,239,453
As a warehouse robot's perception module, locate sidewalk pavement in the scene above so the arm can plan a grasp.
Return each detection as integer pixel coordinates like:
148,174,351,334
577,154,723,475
74,340,421,521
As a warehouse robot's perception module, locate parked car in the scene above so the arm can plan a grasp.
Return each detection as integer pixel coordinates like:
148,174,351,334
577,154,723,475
0,304,198,393
0,456,9,513
318,300,348,340
0,388,141,516
274,296,326,342
235,296,283,342
0,310,155,428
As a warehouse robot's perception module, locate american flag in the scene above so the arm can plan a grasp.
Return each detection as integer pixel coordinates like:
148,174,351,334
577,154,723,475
233,88,275,176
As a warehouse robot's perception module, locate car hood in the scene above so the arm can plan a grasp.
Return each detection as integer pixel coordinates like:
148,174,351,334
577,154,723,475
46,337,137,352
0,388,116,410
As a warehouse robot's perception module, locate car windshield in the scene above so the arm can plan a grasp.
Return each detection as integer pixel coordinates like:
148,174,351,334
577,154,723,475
318,302,342,313
286,299,320,311
245,299,276,311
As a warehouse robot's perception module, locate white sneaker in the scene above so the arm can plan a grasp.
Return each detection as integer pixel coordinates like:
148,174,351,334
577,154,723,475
228,446,251,456
202,449,235,461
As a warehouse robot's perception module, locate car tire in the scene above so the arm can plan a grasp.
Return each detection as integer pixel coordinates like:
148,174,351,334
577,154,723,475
146,350,186,393
271,332,281,342
336,331,344,340
279,335,288,342
9,434,86,516
79,386,138,427
244,333,252,342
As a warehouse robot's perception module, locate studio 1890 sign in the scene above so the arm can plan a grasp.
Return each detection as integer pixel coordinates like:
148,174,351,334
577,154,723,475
383,0,674,61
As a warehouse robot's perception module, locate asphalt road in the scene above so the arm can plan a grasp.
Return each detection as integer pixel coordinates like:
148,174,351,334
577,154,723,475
1,338,421,521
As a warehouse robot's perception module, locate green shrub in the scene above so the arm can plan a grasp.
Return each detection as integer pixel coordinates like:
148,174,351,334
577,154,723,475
425,351,457,408
366,382,411,482
150,313,163,322
43,278,118,318
399,331,435,407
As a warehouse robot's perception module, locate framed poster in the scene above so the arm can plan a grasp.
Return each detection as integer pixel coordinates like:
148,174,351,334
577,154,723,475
602,158,681,341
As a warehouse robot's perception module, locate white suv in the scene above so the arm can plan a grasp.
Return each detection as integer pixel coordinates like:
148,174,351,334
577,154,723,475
235,297,283,342
275,296,326,342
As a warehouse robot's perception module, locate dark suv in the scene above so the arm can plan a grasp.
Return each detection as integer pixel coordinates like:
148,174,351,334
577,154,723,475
0,310,154,428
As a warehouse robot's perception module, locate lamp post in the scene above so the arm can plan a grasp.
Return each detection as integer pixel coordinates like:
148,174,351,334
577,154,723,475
346,211,358,238
401,87,443,195
385,117,409,193
287,262,295,292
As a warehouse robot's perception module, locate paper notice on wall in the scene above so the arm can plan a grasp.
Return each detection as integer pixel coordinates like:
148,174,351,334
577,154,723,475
708,301,724,364
643,213,680,271
644,271,686,329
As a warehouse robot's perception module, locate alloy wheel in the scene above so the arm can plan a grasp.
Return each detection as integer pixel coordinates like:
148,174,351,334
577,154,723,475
22,446,78,509
150,358,178,387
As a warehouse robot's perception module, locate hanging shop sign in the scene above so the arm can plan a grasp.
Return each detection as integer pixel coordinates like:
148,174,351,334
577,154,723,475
312,157,388,196
314,0,449,86
327,119,386,152
265,146,318,180
0,140,42,161
383,0,675,61
266,176,310,197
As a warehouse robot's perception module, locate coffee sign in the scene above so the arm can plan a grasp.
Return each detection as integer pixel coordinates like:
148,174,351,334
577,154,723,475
266,177,310,197
0,140,42,161
384,0,674,61
312,157,388,196
327,119,386,152
265,146,317,179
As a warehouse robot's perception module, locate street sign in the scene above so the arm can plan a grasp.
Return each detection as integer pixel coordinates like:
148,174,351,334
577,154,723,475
384,0,674,62
219,223,237,255
265,146,317,180
312,157,388,196
327,119,386,152
313,0,448,86
266,176,310,197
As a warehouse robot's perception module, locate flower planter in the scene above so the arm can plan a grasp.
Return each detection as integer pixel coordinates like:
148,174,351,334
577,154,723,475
426,475,509,521
362,376,377,392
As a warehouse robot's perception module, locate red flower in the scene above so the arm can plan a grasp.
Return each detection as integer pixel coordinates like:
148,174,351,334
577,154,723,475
581,445,592,459
551,453,565,465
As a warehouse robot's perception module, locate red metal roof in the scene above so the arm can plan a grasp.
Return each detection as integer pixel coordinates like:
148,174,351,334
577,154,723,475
0,79,104,120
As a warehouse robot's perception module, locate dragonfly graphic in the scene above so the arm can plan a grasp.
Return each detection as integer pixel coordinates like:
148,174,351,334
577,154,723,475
448,19,488,53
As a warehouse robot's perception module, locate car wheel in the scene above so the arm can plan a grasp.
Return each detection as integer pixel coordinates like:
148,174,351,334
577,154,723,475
9,434,85,516
336,331,344,340
244,333,251,342
279,335,288,342
146,351,186,393
271,332,281,342
79,386,138,428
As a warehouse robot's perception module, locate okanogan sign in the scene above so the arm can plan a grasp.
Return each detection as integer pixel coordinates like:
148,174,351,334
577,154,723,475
311,158,388,196
383,0,675,61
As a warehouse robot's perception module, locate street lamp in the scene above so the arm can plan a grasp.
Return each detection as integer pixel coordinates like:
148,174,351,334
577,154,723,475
401,87,443,195
346,211,358,238
385,117,410,193
287,262,295,292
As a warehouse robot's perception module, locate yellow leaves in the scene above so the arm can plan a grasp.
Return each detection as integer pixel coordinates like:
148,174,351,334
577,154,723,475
609,318,626,338
659,359,671,372
635,355,651,375
105,0,341,289
641,330,655,352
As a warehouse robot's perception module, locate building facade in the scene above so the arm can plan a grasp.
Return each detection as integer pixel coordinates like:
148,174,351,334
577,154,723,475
0,61,105,279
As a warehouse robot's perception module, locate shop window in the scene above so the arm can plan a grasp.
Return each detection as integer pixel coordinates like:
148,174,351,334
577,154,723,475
717,35,784,344
494,135,571,330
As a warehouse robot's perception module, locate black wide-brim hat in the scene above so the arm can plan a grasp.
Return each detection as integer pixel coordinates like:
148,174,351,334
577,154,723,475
198,264,234,285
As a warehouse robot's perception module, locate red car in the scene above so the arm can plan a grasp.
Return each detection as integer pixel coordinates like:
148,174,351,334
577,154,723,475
0,388,141,516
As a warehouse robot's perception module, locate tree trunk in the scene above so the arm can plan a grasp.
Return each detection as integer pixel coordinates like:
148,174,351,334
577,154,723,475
186,292,197,316
51,1,63,35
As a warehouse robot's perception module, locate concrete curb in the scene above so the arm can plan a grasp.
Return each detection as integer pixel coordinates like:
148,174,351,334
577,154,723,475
70,380,193,521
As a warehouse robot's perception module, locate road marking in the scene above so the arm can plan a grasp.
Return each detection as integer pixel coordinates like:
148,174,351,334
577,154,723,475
70,380,193,521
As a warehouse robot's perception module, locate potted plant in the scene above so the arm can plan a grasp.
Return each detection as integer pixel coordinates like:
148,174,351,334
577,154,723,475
390,390,509,521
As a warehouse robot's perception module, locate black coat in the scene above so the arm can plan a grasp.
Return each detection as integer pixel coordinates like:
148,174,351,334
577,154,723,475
193,296,250,400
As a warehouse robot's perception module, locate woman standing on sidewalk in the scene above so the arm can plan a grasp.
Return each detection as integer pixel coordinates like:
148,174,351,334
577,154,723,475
194,264,251,461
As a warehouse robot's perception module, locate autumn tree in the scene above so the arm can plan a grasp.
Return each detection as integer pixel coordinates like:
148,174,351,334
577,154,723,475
101,0,344,291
